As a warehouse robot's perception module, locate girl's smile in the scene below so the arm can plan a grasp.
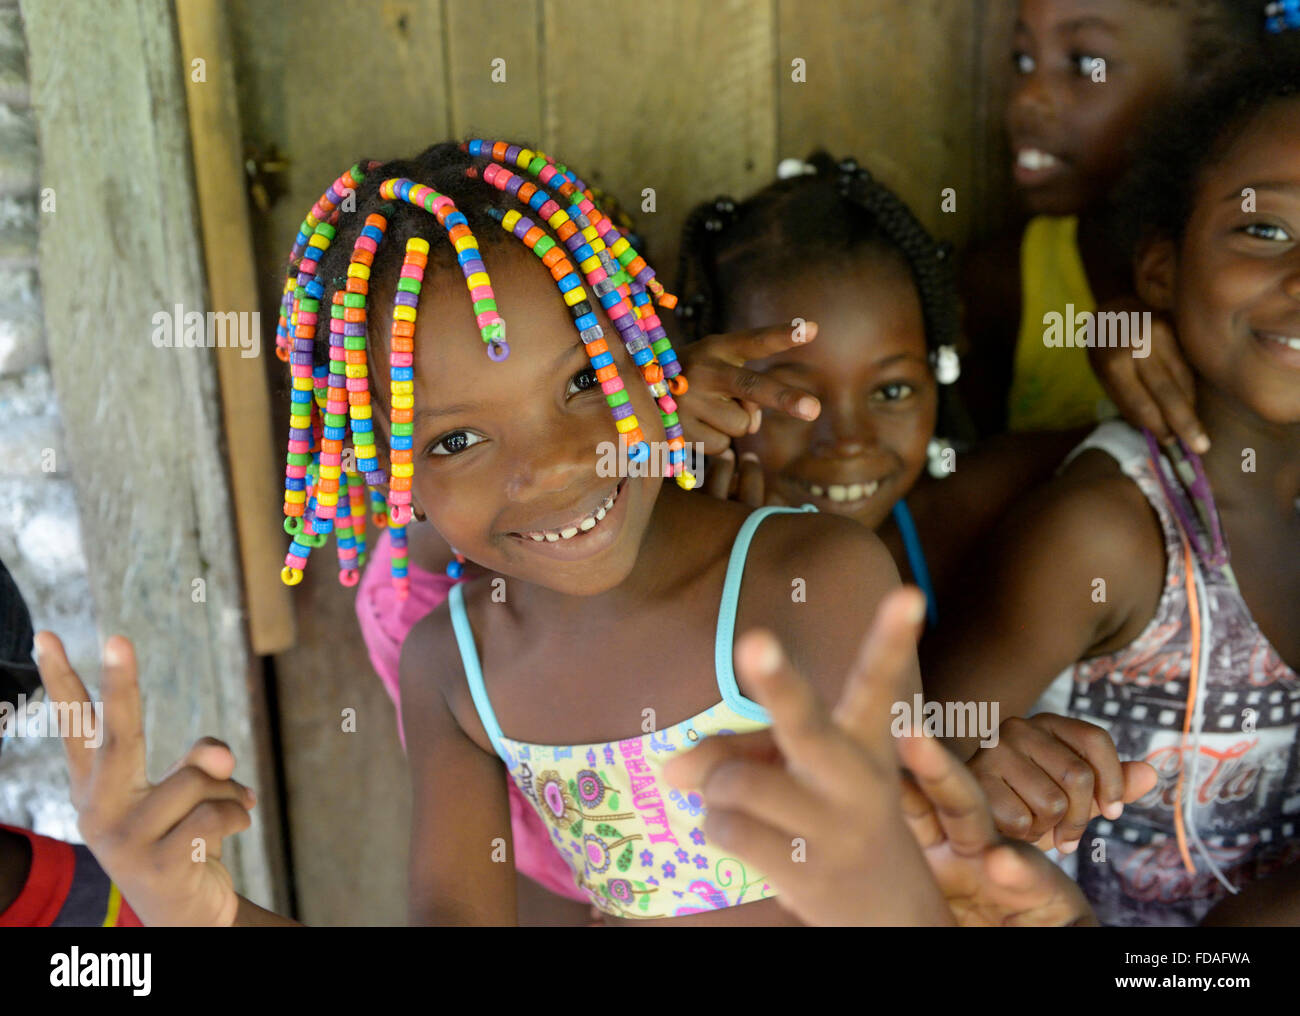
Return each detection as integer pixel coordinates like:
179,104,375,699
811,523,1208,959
504,476,633,562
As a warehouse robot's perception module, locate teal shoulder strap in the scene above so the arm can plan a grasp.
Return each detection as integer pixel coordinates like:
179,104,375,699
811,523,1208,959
713,504,818,723
447,582,508,761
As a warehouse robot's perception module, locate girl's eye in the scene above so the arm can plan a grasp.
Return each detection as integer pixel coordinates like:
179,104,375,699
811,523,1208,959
567,366,600,397
429,430,484,456
1012,51,1035,75
1072,53,1104,76
1240,222,1293,243
871,382,915,403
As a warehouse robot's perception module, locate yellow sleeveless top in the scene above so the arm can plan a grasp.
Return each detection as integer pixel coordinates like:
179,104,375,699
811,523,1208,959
1007,215,1111,431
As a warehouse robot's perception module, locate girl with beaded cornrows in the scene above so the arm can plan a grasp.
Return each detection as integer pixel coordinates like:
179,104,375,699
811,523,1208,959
268,138,926,924
673,152,1086,626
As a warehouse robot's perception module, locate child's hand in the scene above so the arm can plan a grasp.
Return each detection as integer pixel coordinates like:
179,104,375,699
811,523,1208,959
701,449,787,507
663,589,1097,926
33,631,256,926
676,322,822,454
899,733,1097,926
664,588,952,925
1088,299,1209,453
967,713,1157,853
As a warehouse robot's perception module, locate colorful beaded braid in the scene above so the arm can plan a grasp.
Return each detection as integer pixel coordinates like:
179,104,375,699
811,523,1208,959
469,139,694,485
277,145,692,598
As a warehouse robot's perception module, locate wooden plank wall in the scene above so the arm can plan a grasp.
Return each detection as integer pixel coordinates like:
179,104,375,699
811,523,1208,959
224,0,1017,924
21,0,282,912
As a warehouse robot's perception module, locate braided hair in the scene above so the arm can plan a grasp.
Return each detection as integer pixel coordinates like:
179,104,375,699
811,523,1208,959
675,152,967,451
274,139,686,595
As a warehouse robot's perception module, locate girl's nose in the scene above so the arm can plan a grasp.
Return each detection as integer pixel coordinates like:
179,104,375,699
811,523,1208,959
1010,72,1060,128
506,424,601,502
813,399,876,458
1284,257,1300,303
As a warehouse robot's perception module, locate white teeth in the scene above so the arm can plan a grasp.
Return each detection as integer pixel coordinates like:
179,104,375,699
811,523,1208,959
521,484,620,543
1018,148,1059,171
810,485,824,496
821,481,881,503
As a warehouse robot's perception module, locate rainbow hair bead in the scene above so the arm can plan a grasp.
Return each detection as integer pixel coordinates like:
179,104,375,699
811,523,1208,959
277,144,693,597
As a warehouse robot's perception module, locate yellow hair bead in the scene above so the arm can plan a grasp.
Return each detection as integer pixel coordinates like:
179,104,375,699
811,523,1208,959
346,263,371,279
281,566,303,586
562,286,586,307
516,149,534,168
502,210,523,232
390,463,414,478
453,235,479,254
391,380,414,395
345,364,368,379
466,271,490,290
611,237,630,257
407,237,431,255
391,394,414,410
351,404,372,420
614,415,639,434
581,226,600,243
547,210,567,229
308,234,330,250
285,489,307,505
392,305,417,322
579,254,600,274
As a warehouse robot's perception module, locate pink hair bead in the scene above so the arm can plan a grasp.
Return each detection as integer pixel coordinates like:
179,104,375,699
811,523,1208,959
601,377,624,396
390,352,413,367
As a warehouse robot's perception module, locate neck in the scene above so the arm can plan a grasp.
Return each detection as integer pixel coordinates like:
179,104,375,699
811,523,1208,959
1196,383,1300,520
1075,208,1131,305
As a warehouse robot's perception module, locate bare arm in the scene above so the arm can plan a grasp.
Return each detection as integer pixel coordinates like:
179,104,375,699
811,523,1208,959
1201,861,1300,926
401,610,517,925
922,453,1164,759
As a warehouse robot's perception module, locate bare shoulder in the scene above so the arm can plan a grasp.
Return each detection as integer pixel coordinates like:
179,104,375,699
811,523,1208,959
991,447,1166,637
398,592,496,756
737,508,905,705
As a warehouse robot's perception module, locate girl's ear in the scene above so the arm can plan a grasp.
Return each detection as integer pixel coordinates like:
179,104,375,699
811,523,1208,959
1134,236,1177,311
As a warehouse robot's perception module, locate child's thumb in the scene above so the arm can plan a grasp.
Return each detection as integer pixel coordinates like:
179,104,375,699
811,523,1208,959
1120,761,1157,803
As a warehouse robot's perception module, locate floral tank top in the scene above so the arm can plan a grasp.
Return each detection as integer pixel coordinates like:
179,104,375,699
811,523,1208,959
447,504,817,920
1034,422,1300,926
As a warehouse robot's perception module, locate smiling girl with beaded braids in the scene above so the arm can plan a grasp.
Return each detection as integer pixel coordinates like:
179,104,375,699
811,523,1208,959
275,138,925,924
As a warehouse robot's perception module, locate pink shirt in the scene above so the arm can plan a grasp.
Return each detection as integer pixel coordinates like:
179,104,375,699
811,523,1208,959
355,528,586,902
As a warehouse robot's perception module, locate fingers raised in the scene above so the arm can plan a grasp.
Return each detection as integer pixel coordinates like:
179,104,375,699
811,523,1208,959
96,636,148,792
32,631,96,792
830,587,927,760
